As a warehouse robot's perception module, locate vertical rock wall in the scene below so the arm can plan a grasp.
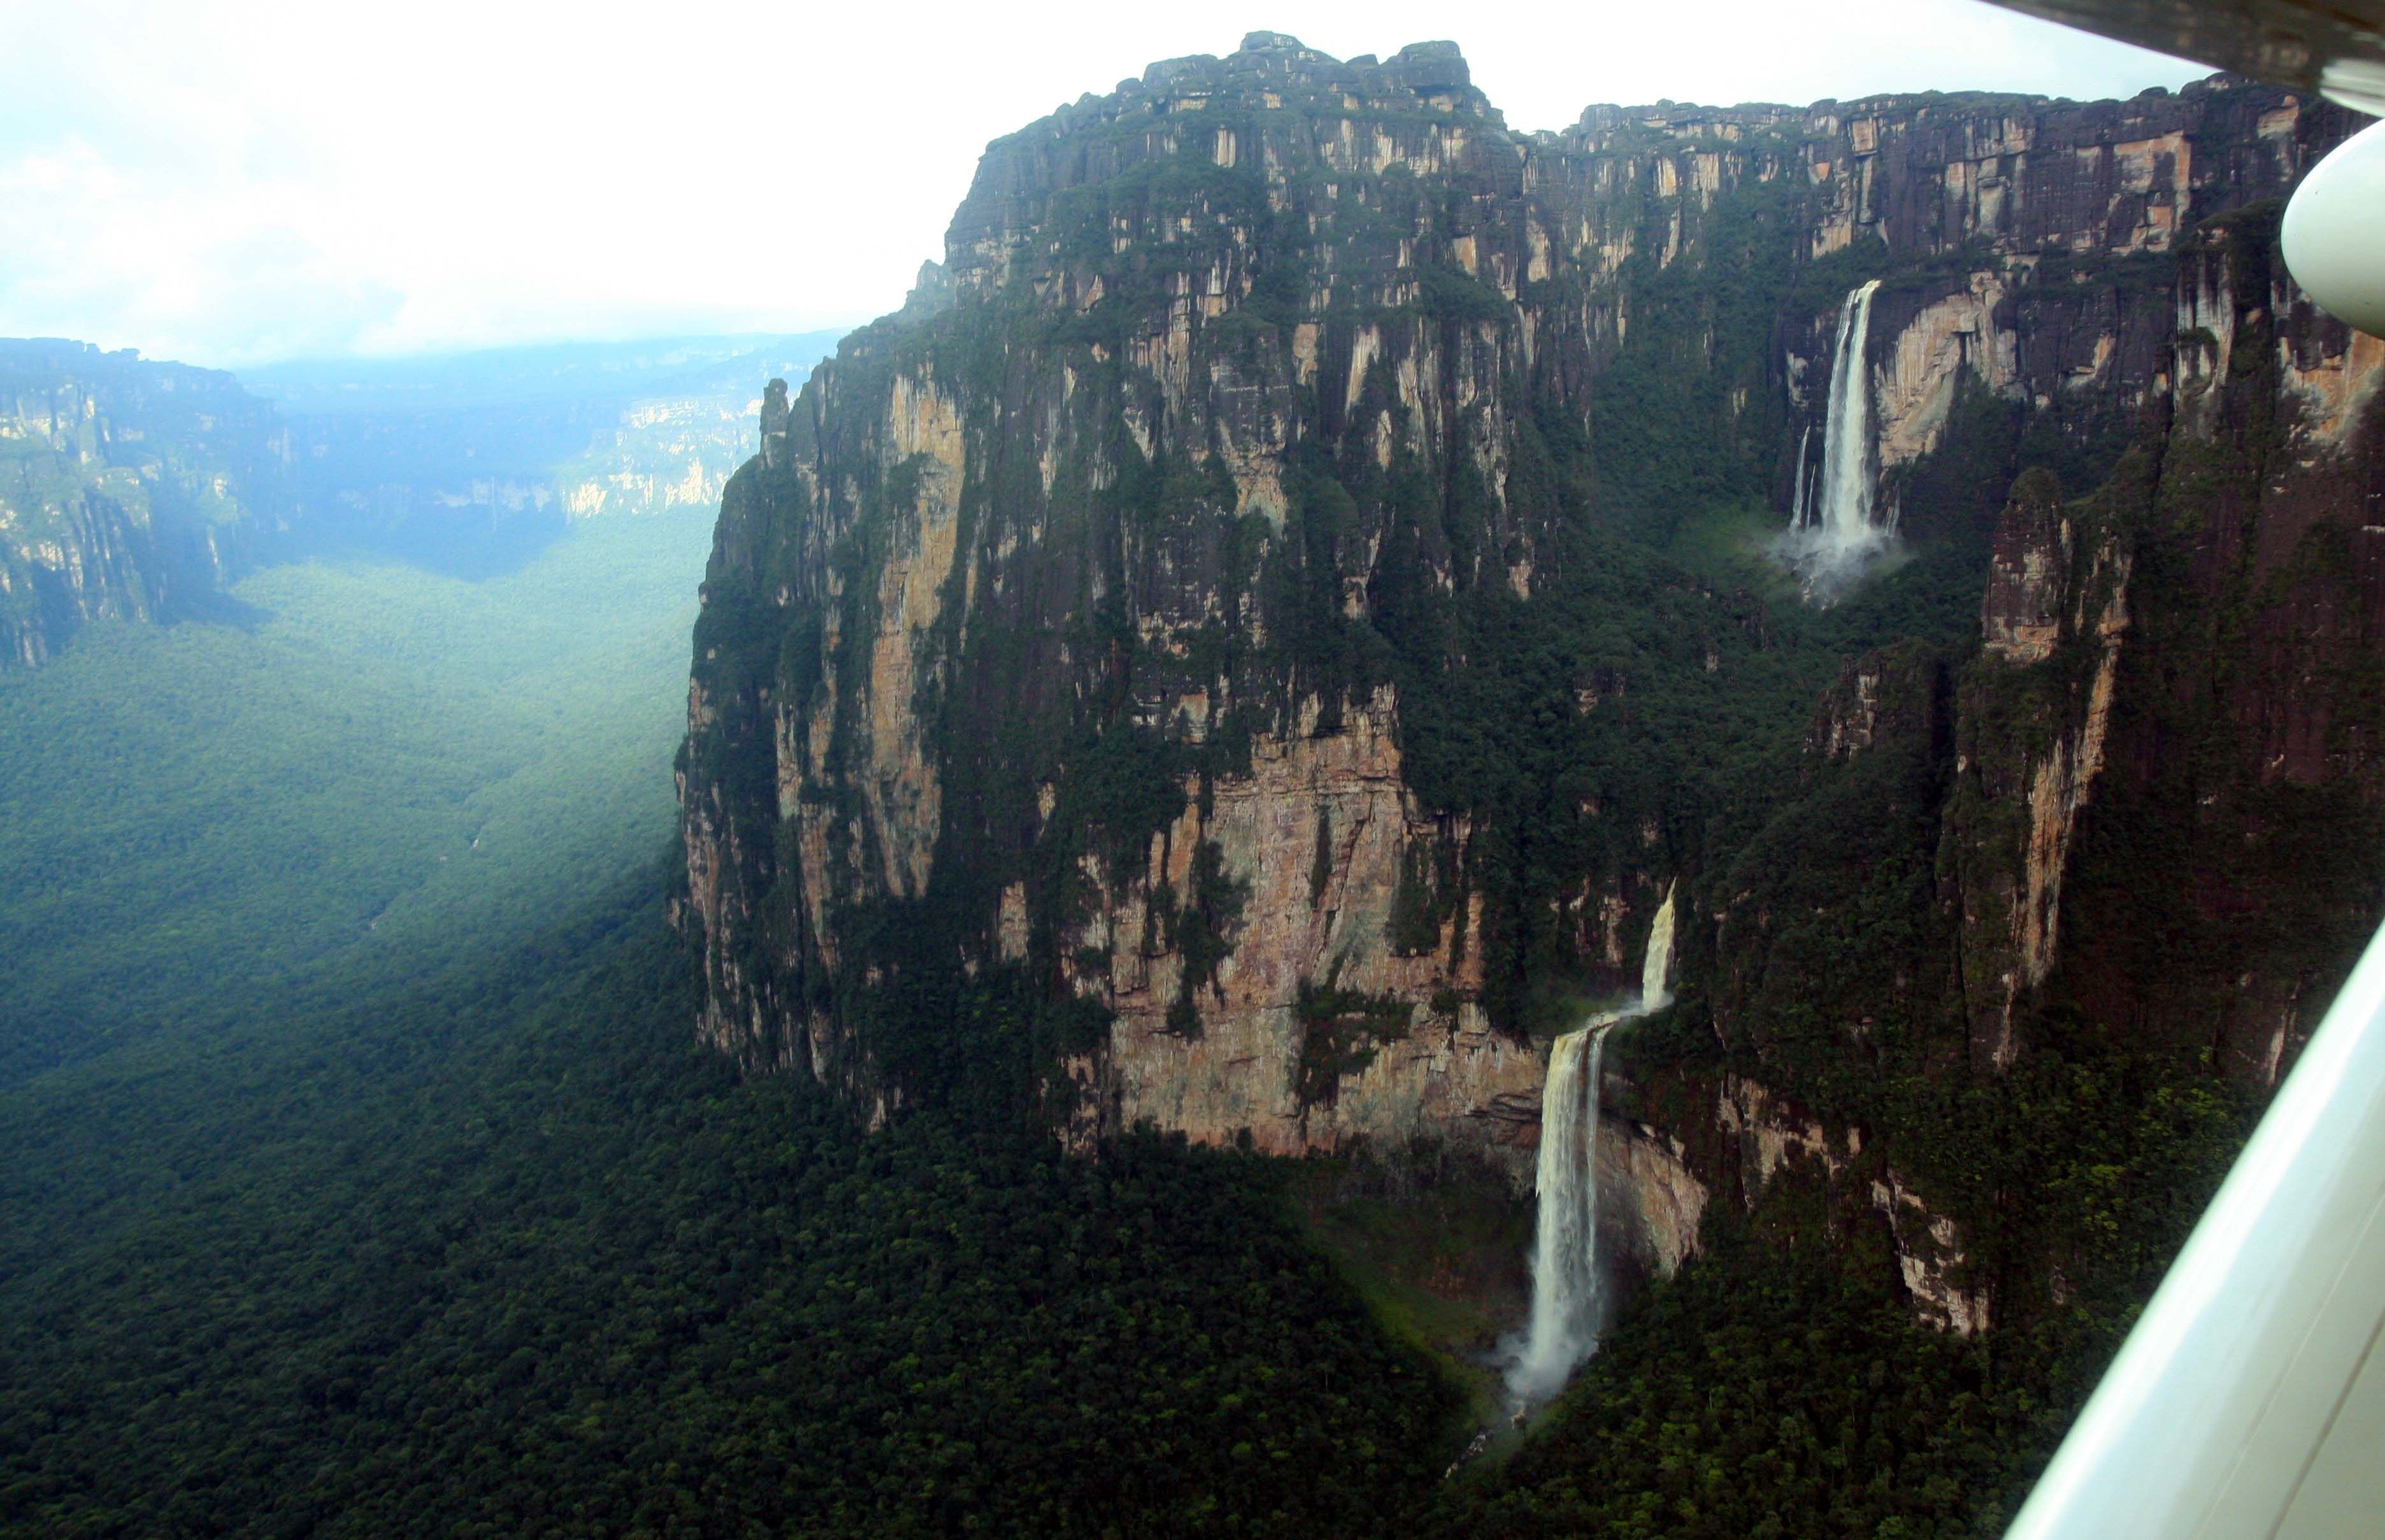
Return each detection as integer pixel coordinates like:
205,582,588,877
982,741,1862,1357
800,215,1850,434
0,341,292,667
678,33,2381,1327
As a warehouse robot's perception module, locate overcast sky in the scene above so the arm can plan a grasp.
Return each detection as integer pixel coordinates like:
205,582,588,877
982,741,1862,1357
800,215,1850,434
0,0,2203,368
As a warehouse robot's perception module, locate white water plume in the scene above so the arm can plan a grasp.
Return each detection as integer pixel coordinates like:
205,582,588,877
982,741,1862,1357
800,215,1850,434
1777,278,1891,598
1510,1024,1602,1403
1507,883,1677,1406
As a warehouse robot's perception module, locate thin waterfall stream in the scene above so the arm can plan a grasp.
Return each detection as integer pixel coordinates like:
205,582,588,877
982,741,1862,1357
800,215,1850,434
1507,882,1677,1406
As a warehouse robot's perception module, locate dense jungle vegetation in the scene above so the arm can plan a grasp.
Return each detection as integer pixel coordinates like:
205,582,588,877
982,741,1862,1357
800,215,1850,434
0,513,710,1088
0,871,1459,1537
0,520,1450,1537
0,506,2247,1540
0,367,2276,1538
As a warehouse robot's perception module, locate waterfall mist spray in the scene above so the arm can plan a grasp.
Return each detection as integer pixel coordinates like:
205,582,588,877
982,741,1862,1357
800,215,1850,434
1505,884,1677,1406
1777,278,1891,598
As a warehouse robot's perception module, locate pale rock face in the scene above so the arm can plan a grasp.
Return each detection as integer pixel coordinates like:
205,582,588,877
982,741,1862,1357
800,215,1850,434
1707,1073,1985,1330
1192,337,1300,524
772,369,964,917
1070,687,1545,1177
1719,1074,1854,1186
1801,647,1947,776
1872,1173,1992,1335
856,371,964,899
2096,132,2192,253
1982,508,2069,666
2018,590,2123,989
1962,478,2131,1069
2173,245,2247,439
996,882,1029,963
1873,273,2016,473
1808,665,1886,760
2279,324,2385,450
1582,1054,1990,1330
1598,1113,1708,1277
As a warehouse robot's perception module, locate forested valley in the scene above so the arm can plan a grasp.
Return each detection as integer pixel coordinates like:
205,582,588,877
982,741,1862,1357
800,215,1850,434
0,452,2240,1540
0,517,1453,1537
6,21,2382,1540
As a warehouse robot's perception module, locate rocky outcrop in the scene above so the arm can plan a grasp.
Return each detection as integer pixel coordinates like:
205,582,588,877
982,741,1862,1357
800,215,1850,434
1979,468,2075,664
1056,689,1548,1169
677,29,2379,1250
1944,467,2133,1067
0,341,291,666
1873,1171,1993,1334
1718,1078,1987,1335
1594,1057,1998,1332
1805,645,1952,763
1599,1112,1708,1281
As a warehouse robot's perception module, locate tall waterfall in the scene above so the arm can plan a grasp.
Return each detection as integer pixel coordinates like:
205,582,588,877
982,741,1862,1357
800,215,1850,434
1508,883,1678,1404
1816,278,1883,542
1779,279,1888,595
1512,1025,1601,1402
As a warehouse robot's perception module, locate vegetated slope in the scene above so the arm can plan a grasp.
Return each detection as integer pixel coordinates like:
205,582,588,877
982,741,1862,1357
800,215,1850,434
0,878,1454,1539
0,499,1454,1538
0,510,711,1086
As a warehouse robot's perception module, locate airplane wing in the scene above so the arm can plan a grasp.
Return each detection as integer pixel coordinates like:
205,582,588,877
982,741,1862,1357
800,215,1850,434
1965,15,2384,1532
1980,0,2385,112
2004,921,2385,1536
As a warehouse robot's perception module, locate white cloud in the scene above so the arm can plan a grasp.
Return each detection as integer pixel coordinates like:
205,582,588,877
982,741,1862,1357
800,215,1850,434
0,0,2203,366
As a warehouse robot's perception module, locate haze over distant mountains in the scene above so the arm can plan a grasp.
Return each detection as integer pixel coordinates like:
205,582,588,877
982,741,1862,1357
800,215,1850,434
0,331,839,662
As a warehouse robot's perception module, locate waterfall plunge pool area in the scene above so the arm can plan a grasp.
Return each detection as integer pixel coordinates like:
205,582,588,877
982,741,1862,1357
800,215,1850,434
1775,278,1903,602
1500,882,1679,1413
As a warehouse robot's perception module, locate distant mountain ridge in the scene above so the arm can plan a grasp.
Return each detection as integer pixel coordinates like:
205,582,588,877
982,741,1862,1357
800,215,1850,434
243,333,843,578
0,331,842,659
0,339,293,667
240,334,846,415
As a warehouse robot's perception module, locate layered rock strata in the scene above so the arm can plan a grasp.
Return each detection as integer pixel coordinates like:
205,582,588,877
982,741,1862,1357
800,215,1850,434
678,33,2381,1328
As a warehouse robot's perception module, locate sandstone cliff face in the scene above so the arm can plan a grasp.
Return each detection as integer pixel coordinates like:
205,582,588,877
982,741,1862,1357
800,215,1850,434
1944,466,2134,1068
682,35,1617,1171
1979,208,2385,1087
1925,199,2385,1079
1671,180,2383,1327
1057,688,1551,1164
0,341,291,667
678,29,2379,1313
